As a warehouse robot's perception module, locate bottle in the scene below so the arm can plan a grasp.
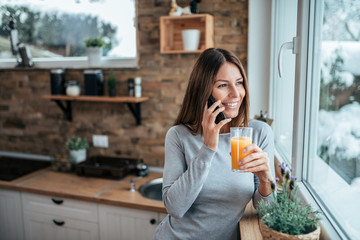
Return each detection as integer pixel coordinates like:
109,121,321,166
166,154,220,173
128,78,134,97
135,76,142,98
136,159,148,177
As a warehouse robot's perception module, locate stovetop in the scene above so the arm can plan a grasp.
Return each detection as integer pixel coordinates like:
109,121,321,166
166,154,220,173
0,156,51,181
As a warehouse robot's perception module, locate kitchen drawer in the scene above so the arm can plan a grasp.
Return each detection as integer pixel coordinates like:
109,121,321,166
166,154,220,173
22,192,98,222
23,211,99,240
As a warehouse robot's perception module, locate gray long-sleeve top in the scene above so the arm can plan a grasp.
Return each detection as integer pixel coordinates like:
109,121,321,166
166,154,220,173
153,120,275,240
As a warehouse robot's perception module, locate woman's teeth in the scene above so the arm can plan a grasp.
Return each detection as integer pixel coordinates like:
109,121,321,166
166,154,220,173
223,102,237,107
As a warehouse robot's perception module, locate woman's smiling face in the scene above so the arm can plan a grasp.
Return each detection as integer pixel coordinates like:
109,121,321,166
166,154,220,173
211,62,245,119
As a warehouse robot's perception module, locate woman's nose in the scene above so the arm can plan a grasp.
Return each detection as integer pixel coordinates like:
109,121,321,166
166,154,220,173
229,84,240,98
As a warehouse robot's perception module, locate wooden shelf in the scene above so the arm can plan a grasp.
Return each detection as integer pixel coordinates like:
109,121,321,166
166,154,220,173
42,95,149,125
42,95,149,103
160,14,214,54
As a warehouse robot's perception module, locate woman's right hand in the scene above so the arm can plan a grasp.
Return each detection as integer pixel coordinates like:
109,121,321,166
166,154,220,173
202,100,231,151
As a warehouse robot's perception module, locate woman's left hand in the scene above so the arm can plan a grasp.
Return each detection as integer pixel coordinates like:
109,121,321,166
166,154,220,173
238,144,273,195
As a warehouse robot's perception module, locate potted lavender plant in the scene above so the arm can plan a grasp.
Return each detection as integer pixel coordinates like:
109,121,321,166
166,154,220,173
256,162,321,239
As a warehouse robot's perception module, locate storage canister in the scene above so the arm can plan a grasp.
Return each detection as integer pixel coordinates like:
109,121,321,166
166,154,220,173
50,69,65,95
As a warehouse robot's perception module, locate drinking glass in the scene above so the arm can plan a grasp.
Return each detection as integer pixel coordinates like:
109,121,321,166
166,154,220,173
230,127,253,173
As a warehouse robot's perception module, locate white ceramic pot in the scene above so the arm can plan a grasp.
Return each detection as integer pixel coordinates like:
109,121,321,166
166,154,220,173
86,47,102,67
66,85,80,96
181,29,200,51
66,81,80,96
69,149,86,163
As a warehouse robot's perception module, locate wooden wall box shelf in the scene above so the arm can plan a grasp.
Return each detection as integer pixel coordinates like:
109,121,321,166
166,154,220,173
160,14,214,54
42,95,149,125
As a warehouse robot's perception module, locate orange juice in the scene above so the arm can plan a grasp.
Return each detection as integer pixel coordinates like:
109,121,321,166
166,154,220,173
231,137,252,171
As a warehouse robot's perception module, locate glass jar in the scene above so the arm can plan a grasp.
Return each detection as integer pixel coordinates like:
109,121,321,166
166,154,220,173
66,81,80,96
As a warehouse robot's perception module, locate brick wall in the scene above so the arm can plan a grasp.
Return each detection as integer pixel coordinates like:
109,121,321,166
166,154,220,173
0,0,248,167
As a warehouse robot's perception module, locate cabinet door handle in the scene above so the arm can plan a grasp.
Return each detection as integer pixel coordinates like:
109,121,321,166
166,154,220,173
53,219,65,226
150,218,157,225
51,198,64,205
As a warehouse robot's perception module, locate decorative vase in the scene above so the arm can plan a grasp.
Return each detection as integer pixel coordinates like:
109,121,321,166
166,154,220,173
86,47,102,67
69,149,87,164
259,218,320,240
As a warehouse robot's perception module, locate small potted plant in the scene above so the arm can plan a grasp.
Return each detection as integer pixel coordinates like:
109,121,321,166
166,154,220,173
84,37,105,67
256,162,321,239
66,136,89,163
108,69,116,97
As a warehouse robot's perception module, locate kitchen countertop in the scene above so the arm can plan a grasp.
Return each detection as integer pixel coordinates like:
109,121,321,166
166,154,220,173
0,167,261,238
0,167,166,213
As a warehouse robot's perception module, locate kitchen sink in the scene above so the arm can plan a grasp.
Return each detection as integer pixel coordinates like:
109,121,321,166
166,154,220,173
138,178,163,201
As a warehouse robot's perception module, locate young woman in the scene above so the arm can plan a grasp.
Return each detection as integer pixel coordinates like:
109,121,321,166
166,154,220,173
153,48,275,240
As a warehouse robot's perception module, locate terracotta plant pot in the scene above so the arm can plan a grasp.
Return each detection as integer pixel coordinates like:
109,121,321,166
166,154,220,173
259,218,321,240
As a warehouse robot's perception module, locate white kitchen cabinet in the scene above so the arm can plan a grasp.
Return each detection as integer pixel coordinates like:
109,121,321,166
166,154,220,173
99,204,165,240
22,192,99,240
0,189,24,240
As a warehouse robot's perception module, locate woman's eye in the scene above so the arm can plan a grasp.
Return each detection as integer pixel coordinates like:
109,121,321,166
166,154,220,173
236,81,244,86
218,84,227,88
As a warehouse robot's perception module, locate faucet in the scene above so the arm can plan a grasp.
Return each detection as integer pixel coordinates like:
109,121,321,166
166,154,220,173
130,176,143,192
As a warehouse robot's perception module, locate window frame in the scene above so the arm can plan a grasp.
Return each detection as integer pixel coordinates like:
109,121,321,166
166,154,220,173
269,0,298,167
252,0,352,237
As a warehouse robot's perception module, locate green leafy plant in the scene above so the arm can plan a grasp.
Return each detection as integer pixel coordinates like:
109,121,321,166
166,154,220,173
65,136,89,151
84,37,105,48
256,162,321,235
108,69,116,90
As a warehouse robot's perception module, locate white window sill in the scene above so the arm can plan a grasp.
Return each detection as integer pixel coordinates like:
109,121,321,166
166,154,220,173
298,182,342,240
0,151,53,161
0,57,138,69
300,156,360,239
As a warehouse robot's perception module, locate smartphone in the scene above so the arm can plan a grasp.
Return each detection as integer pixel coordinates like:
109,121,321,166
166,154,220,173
207,95,226,124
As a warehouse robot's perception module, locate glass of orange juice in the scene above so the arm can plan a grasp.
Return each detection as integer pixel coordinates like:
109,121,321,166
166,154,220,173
230,127,253,173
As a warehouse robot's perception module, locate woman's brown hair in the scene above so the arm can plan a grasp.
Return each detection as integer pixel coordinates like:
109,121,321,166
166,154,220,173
174,48,249,135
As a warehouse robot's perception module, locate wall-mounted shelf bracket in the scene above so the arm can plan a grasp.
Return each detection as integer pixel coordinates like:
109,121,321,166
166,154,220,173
126,103,142,125
53,100,72,121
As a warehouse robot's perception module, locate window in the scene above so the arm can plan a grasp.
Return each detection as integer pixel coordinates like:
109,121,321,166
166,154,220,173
272,0,360,238
305,0,360,238
0,0,136,68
